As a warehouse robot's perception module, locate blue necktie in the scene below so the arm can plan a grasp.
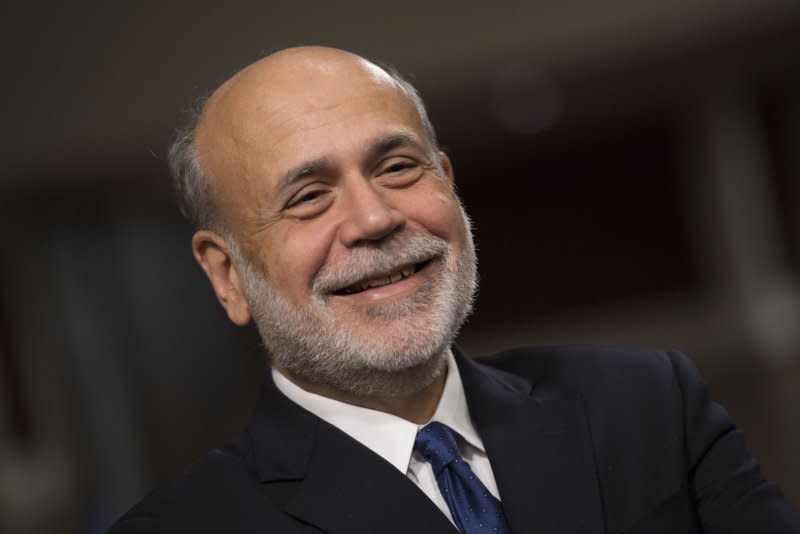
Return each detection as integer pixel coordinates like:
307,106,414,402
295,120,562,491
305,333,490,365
414,422,511,533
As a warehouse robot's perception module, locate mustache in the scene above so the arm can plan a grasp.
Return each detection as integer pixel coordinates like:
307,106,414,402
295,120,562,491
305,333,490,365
313,232,448,294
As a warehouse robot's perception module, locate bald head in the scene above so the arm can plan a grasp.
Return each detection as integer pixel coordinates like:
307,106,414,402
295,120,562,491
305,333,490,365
169,46,438,232
200,47,399,130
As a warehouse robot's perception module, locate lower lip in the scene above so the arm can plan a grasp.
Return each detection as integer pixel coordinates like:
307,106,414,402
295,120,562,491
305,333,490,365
332,261,435,304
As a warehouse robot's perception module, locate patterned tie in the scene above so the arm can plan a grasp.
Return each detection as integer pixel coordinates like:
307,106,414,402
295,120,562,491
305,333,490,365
414,422,511,533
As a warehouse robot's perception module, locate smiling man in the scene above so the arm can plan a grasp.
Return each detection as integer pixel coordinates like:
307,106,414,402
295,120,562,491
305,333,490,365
110,47,800,533
188,47,477,418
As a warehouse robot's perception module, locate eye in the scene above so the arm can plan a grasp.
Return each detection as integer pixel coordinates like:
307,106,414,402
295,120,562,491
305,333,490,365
284,186,333,217
384,160,417,173
382,159,418,174
290,189,325,206
376,157,423,188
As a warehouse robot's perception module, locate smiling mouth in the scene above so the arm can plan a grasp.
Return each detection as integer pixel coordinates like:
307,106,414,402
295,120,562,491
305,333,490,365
332,260,432,295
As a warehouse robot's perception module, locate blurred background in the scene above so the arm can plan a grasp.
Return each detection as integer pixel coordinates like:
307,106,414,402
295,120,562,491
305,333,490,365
2,0,799,532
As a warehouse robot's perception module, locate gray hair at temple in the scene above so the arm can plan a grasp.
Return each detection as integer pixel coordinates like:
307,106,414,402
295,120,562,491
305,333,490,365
167,63,440,232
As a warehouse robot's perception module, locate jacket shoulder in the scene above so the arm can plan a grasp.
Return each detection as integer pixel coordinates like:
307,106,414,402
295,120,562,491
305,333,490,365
108,441,302,533
478,344,678,400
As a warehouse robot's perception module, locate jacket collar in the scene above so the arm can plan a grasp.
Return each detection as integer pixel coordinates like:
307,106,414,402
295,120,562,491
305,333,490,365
244,345,604,534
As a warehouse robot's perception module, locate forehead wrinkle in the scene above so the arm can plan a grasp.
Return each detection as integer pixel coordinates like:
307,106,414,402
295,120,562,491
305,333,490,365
270,89,398,133
264,102,414,174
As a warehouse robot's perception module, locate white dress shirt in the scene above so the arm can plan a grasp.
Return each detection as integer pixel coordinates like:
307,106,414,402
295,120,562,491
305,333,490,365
272,349,502,525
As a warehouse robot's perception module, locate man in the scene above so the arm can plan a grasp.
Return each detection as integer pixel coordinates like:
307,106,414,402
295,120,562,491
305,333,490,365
110,46,800,533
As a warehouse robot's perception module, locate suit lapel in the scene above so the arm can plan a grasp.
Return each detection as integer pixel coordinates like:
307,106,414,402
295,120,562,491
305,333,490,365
246,373,456,534
456,346,606,534
285,421,457,534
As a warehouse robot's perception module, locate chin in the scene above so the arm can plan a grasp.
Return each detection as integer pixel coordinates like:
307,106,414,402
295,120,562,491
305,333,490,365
308,343,451,398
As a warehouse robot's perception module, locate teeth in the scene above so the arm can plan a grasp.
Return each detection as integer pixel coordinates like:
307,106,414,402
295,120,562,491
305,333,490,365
362,276,391,290
342,264,419,294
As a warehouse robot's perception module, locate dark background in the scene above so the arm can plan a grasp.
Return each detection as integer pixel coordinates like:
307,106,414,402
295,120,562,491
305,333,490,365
2,1,799,532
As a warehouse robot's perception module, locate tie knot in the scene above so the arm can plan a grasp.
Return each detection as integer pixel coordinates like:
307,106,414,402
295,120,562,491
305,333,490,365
414,422,462,475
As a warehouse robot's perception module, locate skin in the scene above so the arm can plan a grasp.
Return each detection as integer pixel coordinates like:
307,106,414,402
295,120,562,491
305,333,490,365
191,47,469,423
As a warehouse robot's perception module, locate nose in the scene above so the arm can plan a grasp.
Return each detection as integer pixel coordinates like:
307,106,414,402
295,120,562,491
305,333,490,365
338,179,405,247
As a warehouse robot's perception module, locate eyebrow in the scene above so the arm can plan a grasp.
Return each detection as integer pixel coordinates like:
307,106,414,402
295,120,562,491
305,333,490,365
277,157,332,193
275,132,429,194
362,132,427,165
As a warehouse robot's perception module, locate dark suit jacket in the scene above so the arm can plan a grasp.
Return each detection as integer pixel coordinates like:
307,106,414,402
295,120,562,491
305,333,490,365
110,345,800,533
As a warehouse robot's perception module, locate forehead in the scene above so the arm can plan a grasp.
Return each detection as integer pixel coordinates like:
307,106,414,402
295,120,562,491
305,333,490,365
260,82,416,144
198,60,427,191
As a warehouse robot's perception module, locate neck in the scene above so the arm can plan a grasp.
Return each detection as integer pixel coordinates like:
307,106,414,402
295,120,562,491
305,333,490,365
275,360,448,424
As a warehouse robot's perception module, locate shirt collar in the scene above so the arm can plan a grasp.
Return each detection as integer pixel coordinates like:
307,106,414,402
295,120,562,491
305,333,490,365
431,350,486,453
271,348,485,474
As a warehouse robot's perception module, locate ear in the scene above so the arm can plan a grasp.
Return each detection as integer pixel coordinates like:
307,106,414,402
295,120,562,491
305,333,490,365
191,230,252,326
437,151,455,184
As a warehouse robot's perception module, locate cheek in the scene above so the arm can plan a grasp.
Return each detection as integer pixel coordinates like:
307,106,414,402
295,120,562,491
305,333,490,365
262,223,337,301
402,186,465,243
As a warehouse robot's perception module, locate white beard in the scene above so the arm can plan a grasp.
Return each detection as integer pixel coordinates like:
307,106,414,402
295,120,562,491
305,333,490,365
230,207,478,398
